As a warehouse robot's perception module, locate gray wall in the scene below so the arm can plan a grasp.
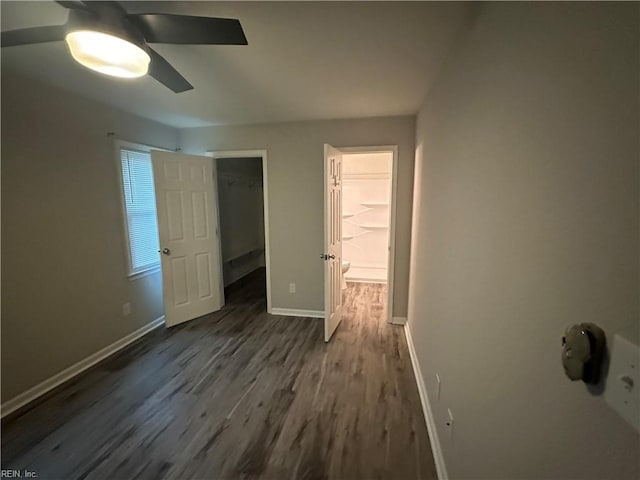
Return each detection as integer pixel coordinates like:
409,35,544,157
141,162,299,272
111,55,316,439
408,3,639,479
181,116,416,316
1,73,179,402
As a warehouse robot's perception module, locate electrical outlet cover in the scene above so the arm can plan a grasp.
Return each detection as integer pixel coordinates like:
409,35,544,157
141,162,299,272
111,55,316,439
604,335,640,432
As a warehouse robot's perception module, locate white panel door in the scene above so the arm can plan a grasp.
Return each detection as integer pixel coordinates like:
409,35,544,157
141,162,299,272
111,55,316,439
151,150,224,327
324,144,343,341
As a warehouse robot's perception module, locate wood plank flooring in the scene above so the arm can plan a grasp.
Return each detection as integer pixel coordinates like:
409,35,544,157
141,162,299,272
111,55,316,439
2,269,436,479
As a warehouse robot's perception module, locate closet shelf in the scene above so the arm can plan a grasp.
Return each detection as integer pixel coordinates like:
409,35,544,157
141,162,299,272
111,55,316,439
343,207,372,219
358,224,388,230
342,231,370,241
360,201,389,207
224,247,264,263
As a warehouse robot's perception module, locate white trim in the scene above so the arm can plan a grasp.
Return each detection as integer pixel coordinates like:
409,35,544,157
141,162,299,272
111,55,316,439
270,308,324,318
211,156,227,309
335,145,398,324
387,147,398,325
391,316,407,325
1,316,165,418
207,150,272,314
404,321,448,480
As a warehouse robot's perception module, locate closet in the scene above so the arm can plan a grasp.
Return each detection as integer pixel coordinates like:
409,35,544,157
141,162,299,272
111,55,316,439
341,152,392,283
216,157,265,286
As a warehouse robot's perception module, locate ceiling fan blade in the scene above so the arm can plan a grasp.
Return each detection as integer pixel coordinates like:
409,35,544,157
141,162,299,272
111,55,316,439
128,14,247,45
1,25,66,47
55,1,90,10
148,47,193,93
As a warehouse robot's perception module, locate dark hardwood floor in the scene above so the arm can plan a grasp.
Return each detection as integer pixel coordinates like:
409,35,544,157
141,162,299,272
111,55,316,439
2,269,436,479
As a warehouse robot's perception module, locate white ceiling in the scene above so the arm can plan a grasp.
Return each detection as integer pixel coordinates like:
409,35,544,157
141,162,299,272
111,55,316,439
1,1,471,128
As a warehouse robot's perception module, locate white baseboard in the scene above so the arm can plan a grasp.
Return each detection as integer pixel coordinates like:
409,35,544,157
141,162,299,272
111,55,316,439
270,308,324,319
391,316,407,325
404,321,448,480
1,316,165,418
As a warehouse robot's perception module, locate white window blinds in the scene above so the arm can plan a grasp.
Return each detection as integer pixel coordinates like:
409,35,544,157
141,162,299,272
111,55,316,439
120,148,160,274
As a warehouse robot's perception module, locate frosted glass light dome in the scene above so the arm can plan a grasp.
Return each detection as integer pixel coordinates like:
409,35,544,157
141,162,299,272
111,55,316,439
65,30,150,78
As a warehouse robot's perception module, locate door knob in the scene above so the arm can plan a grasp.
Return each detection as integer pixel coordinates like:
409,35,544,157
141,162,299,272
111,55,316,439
161,248,171,256
328,254,336,260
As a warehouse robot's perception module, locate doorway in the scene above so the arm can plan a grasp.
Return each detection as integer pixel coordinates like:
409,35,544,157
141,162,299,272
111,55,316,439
341,147,396,320
216,157,265,285
342,151,394,285
151,149,271,328
323,145,398,340
209,150,272,313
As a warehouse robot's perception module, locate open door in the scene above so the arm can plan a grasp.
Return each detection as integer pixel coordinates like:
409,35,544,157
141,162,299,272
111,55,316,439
323,144,343,341
151,150,224,327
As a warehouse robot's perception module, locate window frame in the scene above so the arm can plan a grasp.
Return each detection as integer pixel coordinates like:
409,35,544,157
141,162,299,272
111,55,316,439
115,140,169,280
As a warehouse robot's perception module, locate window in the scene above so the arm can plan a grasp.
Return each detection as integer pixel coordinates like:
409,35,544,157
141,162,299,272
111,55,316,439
118,144,160,276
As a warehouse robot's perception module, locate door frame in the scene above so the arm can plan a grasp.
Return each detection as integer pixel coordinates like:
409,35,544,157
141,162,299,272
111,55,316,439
207,149,272,313
334,145,398,324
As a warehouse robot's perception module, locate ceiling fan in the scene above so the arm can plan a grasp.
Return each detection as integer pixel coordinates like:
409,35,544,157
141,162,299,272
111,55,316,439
0,1,248,93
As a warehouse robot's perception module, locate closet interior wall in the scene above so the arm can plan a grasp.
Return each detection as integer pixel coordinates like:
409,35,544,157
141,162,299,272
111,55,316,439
216,157,265,287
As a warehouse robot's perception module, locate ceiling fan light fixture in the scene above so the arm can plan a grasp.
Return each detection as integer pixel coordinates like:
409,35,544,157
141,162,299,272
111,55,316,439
65,30,150,79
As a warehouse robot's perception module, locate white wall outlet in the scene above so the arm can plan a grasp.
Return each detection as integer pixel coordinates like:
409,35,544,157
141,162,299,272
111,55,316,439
436,373,441,400
446,408,454,440
604,334,640,432
289,283,296,294
122,302,131,316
